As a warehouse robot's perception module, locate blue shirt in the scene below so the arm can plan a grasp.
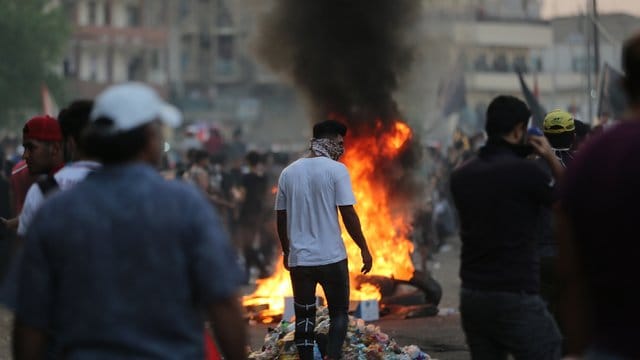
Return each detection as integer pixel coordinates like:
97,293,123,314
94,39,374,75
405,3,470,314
16,163,242,359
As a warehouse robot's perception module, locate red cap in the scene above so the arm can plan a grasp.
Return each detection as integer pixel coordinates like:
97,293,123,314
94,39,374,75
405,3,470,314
23,115,62,142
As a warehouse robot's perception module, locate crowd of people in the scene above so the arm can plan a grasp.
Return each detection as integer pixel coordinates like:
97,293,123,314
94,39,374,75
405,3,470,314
172,137,284,282
0,31,638,360
0,118,287,286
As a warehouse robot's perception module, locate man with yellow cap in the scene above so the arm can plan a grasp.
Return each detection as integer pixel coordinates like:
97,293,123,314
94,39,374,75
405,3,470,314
542,109,576,168
537,109,578,356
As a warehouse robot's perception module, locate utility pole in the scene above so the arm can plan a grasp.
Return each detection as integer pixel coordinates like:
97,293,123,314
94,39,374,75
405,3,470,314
592,0,600,73
585,5,593,124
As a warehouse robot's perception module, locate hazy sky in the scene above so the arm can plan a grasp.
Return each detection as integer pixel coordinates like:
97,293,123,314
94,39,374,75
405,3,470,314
541,0,640,19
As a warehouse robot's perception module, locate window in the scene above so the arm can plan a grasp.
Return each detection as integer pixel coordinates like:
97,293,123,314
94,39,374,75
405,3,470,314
216,0,233,27
513,55,528,72
473,54,489,71
88,1,97,25
216,35,234,75
104,2,111,25
151,50,161,70
90,55,98,81
126,5,141,27
179,0,190,19
533,57,543,72
200,34,211,49
572,56,587,72
217,35,233,60
493,54,508,72
127,56,143,81
63,57,76,77
181,51,191,72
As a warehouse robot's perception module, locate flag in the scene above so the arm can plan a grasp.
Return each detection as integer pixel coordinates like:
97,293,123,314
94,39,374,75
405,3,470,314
41,84,59,116
516,67,546,128
597,63,628,121
439,67,466,117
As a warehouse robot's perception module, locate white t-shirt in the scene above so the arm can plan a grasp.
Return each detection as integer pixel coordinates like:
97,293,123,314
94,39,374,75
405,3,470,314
18,161,101,236
275,157,356,267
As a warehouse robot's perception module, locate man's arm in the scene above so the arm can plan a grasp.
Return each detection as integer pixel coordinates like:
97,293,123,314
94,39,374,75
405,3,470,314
13,322,48,360
276,210,290,270
16,184,44,238
338,205,372,274
207,296,248,360
529,136,564,182
12,212,52,360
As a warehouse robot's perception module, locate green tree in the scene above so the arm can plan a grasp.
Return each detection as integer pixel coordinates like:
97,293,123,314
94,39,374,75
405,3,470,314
0,0,69,129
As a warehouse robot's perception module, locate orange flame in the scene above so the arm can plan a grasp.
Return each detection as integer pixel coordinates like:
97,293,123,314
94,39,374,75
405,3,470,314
243,120,415,318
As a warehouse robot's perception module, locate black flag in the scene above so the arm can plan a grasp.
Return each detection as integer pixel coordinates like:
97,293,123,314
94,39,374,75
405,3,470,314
597,63,628,120
516,67,546,128
439,69,466,117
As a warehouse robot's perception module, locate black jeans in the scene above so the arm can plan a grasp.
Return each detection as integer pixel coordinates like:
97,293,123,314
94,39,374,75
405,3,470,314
289,259,349,360
460,288,561,360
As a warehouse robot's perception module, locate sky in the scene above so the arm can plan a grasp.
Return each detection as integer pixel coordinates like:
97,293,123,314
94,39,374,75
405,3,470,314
541,0,640,19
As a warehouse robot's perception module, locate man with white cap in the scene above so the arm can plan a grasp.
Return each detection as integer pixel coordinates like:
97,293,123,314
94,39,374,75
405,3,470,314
12,83,247,359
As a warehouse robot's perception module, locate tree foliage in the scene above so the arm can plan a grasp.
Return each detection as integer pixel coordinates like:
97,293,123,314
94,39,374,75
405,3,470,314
0,0,69,128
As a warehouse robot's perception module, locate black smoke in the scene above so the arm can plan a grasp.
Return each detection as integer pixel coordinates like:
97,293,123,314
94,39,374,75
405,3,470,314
257,0,421,132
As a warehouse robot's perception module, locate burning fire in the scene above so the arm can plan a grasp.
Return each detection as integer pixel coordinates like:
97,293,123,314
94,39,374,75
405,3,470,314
243,120,415,322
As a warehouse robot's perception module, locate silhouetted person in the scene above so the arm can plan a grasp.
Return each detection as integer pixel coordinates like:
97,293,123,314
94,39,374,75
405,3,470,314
556,32,640,359
451,95,564,360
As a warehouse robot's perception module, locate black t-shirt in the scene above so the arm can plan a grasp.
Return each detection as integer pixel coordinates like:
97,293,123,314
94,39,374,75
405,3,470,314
450,142,553,294
239,172,267,223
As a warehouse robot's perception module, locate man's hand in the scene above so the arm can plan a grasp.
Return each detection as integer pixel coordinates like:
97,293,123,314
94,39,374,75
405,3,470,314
207,297,248,360
361,248,372,274
528,135,554,160
1,217,18,231
13,321,48,360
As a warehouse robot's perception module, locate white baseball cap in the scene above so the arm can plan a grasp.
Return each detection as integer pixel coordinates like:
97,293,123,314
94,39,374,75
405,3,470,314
90,82,182,132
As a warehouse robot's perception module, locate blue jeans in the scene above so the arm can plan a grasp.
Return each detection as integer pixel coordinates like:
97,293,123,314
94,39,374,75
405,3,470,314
460,288,561,360
289,259,350,360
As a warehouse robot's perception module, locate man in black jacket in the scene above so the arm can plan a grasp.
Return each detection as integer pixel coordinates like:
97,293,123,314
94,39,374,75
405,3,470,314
450,95,564,360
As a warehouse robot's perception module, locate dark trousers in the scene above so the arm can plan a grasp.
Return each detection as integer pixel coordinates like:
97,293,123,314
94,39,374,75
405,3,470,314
460,288,561,360
539,255,569,353
289,259,349,360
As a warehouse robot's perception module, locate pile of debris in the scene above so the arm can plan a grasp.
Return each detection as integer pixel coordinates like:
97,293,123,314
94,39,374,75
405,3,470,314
249,307,430,360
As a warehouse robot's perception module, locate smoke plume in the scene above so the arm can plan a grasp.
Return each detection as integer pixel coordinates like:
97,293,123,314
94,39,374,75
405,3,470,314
257,0,421,132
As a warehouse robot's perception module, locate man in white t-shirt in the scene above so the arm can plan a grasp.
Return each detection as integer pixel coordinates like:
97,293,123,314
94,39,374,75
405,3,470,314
275,120,372,360
18,100,101,237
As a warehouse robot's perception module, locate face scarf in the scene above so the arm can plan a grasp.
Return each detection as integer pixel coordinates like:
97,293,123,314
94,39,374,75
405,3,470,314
310,138,344,161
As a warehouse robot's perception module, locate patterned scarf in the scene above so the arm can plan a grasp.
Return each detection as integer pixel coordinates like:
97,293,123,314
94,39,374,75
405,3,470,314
310,138,344,161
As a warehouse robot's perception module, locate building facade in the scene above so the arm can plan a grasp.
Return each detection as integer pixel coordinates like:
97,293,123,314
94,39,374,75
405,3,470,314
413,0,640,138
542,13,640,122
61,0,171,97
409,0,552,138
58,0,307,147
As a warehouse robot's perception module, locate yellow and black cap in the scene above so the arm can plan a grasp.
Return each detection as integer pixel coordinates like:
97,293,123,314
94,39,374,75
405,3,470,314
543,109,575,134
